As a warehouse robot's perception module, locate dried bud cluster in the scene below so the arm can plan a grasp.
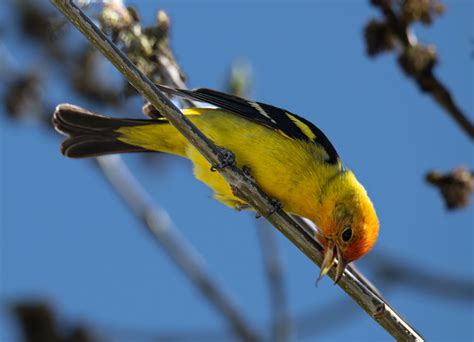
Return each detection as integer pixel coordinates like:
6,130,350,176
13,301,95,342
398,44,437,77
400,0,445,25
365,0,473,210
364,20,396,56
364,0,444,59
4,71,44,120
426,167,474,209
99,0,136,32
99,4,184,87
2,1,184,123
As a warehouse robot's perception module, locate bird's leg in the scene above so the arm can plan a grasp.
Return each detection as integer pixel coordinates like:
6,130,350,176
210,148,235,172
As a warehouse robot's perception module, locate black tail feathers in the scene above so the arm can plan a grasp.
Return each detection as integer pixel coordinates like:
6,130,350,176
53,104,154,158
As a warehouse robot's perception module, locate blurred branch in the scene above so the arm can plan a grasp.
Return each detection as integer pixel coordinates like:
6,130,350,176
256,221,294,342
6,1,263,340
99,325,230,342
69,3,261,341
226,62,293,342
95,156,261,342
3,71,43,119
70,48,123,105
365,0,474,139
426,166,474,210
295,297,359,340
15,0,68,60
367,251,474,301
50,1,424,340
294,249,474,339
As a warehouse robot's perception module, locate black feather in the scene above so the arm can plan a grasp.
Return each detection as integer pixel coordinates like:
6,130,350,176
53,104,156,158
156,84,340,164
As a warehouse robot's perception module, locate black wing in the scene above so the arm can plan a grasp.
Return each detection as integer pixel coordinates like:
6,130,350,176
156,84,340,164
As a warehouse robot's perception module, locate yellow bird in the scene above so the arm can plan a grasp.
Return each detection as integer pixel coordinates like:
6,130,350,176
53,85,379,282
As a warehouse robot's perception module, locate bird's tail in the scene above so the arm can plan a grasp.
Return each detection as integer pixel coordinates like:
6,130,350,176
53,104,186,158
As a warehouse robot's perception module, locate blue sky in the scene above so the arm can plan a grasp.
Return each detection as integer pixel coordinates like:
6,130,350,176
1,0,473,341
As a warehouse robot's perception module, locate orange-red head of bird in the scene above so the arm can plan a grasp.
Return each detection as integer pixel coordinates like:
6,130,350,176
316,170,379,283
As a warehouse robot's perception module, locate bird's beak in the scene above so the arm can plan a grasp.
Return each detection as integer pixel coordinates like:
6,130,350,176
318,240,335,281
334,245,348,284
318,240,349,284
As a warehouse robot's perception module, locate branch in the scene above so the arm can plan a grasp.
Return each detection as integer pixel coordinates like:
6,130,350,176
366,0,474,139
95,156,261,342
256,220,294,342
226,63,293,342
425,166,474,209
50,1,424,340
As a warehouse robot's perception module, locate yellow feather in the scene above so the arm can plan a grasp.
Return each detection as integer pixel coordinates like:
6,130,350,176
57,104,379,264
285,113,317,140
116,108,343,224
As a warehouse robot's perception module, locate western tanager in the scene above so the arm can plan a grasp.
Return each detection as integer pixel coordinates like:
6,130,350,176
53,85,379,282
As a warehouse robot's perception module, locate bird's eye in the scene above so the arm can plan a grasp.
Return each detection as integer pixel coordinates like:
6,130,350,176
341,227,352,242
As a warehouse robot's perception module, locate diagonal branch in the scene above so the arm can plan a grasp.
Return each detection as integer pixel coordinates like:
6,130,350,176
58,4,261,340
50,1,424,340
371,0,474,139
227,64,293,342
95,156,261,342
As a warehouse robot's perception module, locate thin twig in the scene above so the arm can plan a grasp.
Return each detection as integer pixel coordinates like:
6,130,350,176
373,1,474,139
95,156,261,342
50,1,424,340
256,220,294,342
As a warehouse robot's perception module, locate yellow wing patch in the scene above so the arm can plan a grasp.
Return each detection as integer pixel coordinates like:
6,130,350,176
286,113,317,141
182,108,205,116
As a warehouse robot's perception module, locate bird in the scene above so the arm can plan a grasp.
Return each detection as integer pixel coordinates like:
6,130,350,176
53,84,379,283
